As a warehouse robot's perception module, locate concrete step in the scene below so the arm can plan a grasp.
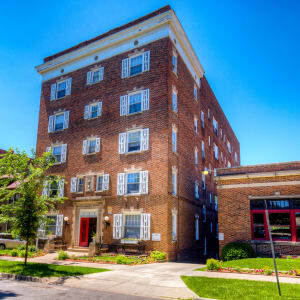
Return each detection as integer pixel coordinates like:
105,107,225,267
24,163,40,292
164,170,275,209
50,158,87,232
67,247,89,253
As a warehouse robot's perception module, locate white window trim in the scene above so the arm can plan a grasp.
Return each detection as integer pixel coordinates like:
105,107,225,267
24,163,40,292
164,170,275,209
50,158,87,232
56,79,67,99
171,166,178,196
172,52,178,75
127,90,143,116
53,112,66,132
172,86,178,113
127,129,142,154
194,84,198,101
172,209,178,241
125,171,141,196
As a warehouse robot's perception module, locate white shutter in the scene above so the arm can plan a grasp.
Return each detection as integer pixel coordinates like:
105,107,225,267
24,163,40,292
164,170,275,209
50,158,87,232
117,173,125,196
63,111,69,129
87,71,93,85
99,67,104,81
141,89,149,111
140,170,148,194
66,78,72,95
58,179,64,197
42,181,49,197
84,105,91,119
103,174,109,191
121,58,129,78
97,101,102,117
70,177,77,193
119,132,127,154
120,95,128,116
95,137,101,153
48,115,54,133
140,213,151,240
50,83,57,101
141,128,149,151
82,140,88,155
142,51,150,72
46,146,51,153
113,214,122,239
61,144,67,163
55,214,63,237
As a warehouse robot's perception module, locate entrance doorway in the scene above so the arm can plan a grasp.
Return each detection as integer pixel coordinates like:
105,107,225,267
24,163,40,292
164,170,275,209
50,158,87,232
79,217,97,247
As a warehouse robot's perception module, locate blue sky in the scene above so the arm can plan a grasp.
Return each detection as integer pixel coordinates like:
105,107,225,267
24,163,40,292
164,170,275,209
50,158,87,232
0,1,299,165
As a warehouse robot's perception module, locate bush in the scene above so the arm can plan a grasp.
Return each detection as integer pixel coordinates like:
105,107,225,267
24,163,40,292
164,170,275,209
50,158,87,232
18,250,27,258
28,245,37,253
11,249,18,257
57,250,69,260
116,255,131,264
206,258,222,271
264,266,272,276
222,242,256,261
150,250,167,261
17,244,26,251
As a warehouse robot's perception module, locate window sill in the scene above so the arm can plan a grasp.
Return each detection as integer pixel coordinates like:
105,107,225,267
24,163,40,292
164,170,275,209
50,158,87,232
95,190,105,193
123,150,146,156
125,111,143,117
51,129,66,134
251,240,300,246
86,116,100,120
72,192,83,194
125,193,142,197
87,80,102,86
53,162,63,166
85,152,97,156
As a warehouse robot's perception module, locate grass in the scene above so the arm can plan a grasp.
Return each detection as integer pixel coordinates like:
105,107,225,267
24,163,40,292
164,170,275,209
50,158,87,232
0,259,110,277
182,276,300,300
195,258,300,271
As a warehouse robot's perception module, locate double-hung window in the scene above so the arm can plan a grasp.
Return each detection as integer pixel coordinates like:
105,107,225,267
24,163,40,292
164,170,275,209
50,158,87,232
53,146,62,163
119,129,149,154
195,215,199,240
120,89,149,116
194,85,197,101
130,55,143,76
235,152,238,164
57,81,66,99
213,117,218,135
84,101,102,120
194,148,198,165
227,141,231,153
201,141,205,159
172,53,177,74
117,171,148,196
202,169,206,190
121,51,150,78
82,138,101,155
77,178,84,193
172,167,177,196
201,111,205,128
50,78,72,100
87,67,104,84
129,92,142,114
172,128,177,153
214,144,219,160
172,211,177,241
46,144,67,164
172,87,178,113
194,117,198,133
202,205,207,222
54,114,64,131
124,214,141,239
48,111,69,133
127,173,140,194
195,181,199,199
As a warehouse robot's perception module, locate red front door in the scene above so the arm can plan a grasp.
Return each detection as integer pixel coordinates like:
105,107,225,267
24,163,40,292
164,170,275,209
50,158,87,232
79,218,89,247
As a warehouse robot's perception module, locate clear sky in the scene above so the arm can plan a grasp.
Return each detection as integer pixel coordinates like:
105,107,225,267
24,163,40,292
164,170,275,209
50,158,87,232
0,1,299,165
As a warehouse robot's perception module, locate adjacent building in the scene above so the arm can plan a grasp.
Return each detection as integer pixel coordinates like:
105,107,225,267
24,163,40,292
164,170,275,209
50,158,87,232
216,162,300,257
35,5,240,259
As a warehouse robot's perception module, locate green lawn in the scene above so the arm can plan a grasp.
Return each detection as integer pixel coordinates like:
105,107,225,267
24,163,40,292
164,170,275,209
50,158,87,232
0,259,110,277
182,276,300,300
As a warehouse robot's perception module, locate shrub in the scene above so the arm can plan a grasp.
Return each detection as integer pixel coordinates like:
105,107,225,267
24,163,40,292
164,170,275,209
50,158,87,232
11,249,18,257
116,255,131,264
206,258,222,271
150,250,167,261
18,250,27,258
264,266,272,276
57,250,69,260
222,242,256,261
17,244,26,251
28,245,37,253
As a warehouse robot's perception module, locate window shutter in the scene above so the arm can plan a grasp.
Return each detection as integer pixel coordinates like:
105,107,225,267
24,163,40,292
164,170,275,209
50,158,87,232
55,214,63,237
140,213,151,240
70,177,77,193
141,89,149,111
120,95,128,116
82,140,88,155
141,128,149,151
66,78,72,95
99,67,104,81
121,58,129,78
63,111,69,129
97,101,102,117
84,105,90,119
58,179,65,197
140,170,148,194
117,173,125,196
46,146,51,153
118,132,127,154
42,181,49,197
113,214,122,239
95,137,101,153
61,144,67,163
48,115,54,133
103,174,109,191
87,71,93,85
50,83,57,101
142,51,150,72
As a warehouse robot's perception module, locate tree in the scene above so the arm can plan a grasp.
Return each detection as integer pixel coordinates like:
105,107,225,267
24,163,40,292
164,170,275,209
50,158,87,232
0,149,65,266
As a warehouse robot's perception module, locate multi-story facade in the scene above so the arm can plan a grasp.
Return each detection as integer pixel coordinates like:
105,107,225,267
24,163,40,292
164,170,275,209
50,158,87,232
35,5,240,260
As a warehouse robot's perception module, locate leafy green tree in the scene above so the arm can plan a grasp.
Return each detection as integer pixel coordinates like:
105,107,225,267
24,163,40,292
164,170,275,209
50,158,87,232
0,149,65,266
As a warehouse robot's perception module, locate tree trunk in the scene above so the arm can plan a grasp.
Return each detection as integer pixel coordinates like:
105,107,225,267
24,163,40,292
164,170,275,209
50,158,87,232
24,240,29,266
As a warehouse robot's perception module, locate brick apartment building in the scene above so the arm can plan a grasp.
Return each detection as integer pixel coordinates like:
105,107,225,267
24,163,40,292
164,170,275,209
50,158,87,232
216,162,300,257
35,5,240,260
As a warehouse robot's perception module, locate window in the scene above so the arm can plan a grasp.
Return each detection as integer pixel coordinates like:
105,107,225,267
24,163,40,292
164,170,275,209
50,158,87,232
82,138,100,155
195,216,199,240
119,129,149,154
215,196,218,211
201,111,205,128
202,205,206,222
46,144,67,164
194,85,197,101
129,92,142,114
210,222,213,233
84,102,102,120
87,67,104,84
172,88,178,113
172,53,177,74
214,144,219,160
120,89,149,116
204,236,207,255
50,78,72,101
208,136,211,147
124,215,141,239
49,181,59,198
194,148,198,165
208,109,210,119
77,178,84,193
48,111,69,133
172,128,177,153
172,167,177,196
121,51,150,78
172,211,177,241
53,146,62,163
202,170,206,190
213,117,218,135
227,141,231,153
96,175,103,191
194,117,198,133
117,171,148,196
195,181,199,199
127,173,140,194
43,180,64,198
209,193,212,204
220,128,223,138
201,141,205,159
228,161,231,168
250,199,300,242
235,152,238,163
